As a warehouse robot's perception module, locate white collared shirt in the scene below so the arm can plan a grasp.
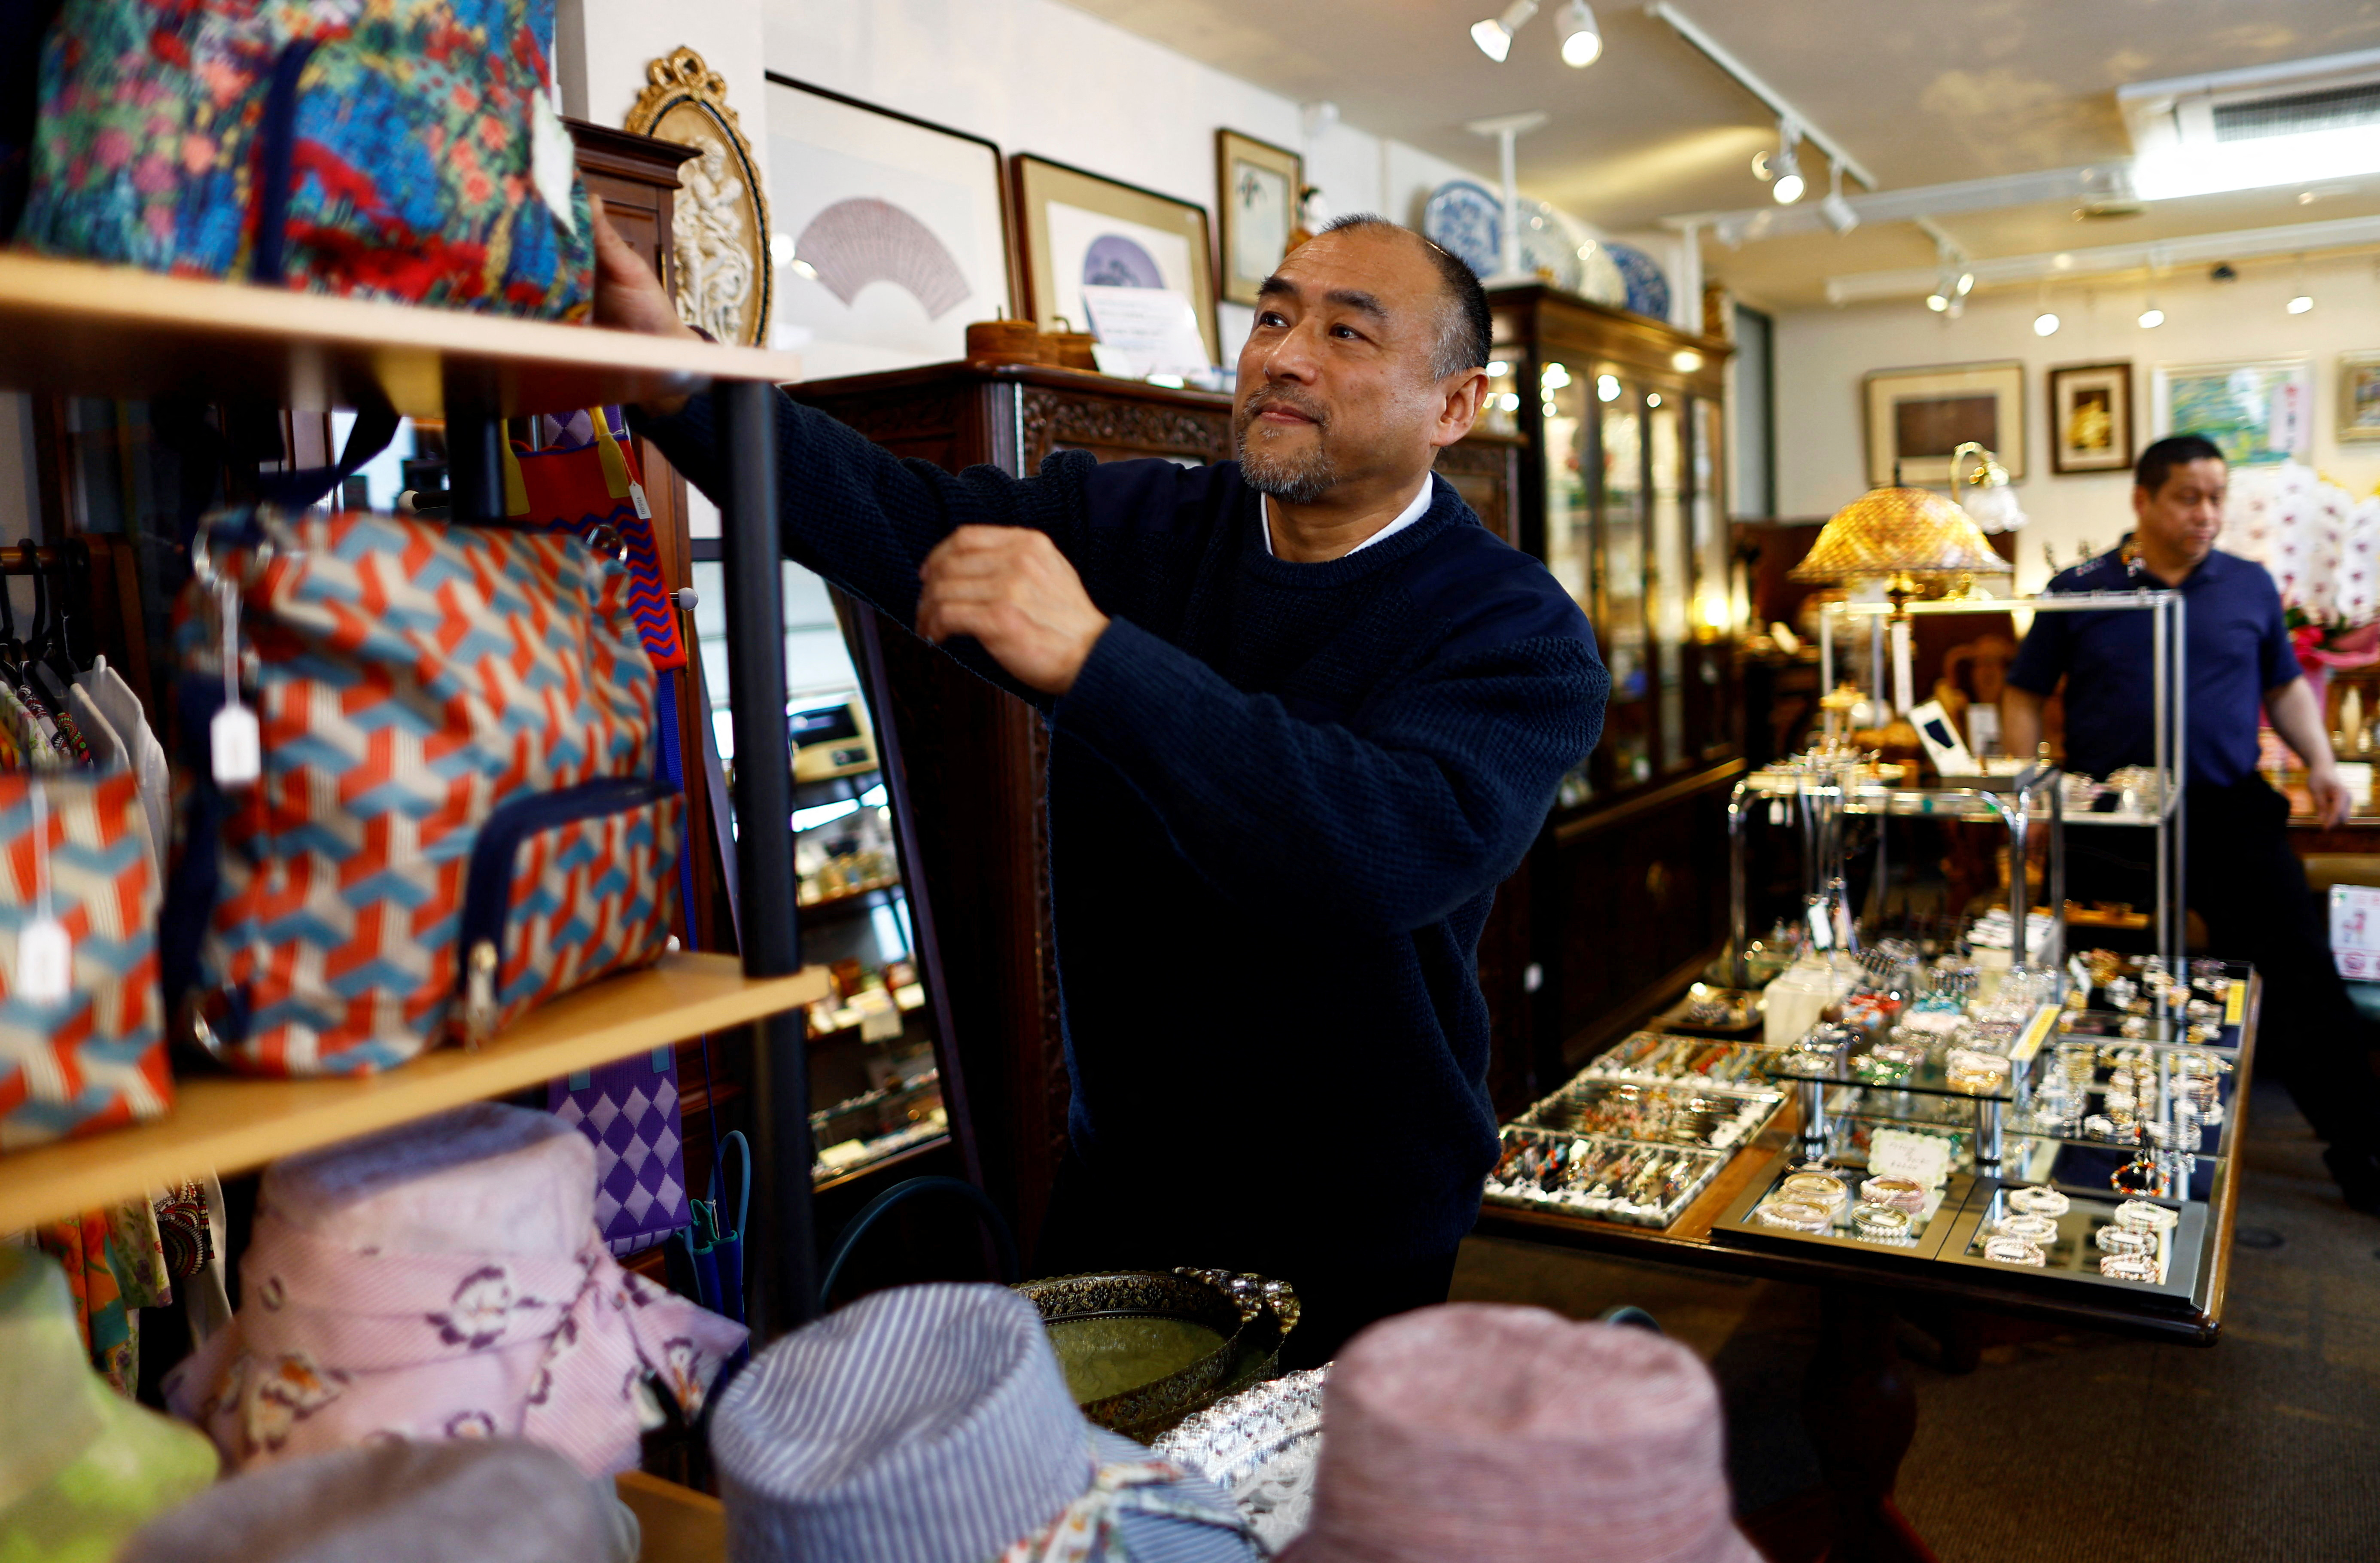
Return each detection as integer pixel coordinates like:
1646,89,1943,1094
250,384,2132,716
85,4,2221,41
1260,478,1434,560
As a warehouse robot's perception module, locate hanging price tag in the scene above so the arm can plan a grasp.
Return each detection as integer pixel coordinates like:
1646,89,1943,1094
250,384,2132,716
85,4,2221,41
17,781,69,1003
212,575,261,786
629,480,652,521
16,917,70,1003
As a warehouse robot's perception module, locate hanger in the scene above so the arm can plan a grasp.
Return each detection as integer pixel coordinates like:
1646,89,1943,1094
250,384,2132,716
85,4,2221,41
23,542,72,709
0,550,27,694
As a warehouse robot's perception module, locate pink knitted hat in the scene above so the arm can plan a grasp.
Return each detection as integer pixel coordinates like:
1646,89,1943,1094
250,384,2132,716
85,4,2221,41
1280,1304,1762,1563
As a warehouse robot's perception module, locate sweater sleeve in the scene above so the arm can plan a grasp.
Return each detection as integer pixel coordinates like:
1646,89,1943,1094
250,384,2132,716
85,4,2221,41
633,387,1095,702
1052,615,1609,937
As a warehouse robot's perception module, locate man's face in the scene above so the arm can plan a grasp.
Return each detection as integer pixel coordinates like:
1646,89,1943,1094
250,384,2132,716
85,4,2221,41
2132,457,2227,564
1233,228,1480,504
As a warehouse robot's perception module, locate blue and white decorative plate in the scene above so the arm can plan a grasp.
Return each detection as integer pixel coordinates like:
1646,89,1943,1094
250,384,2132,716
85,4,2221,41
1423,180,1503,279
1605,241,1671,320
1517,201,1582,292
1573,241,1628,308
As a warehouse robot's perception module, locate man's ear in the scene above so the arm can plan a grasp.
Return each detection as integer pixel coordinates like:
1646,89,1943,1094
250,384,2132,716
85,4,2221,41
1435,369,1488,449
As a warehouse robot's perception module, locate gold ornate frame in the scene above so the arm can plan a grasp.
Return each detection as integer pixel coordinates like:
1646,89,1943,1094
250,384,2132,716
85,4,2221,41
626,48,773,348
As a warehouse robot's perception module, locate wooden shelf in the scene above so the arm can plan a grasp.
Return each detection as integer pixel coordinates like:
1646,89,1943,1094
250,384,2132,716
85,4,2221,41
0,953,825,1231
0,251,802,417
616,1472,725,1563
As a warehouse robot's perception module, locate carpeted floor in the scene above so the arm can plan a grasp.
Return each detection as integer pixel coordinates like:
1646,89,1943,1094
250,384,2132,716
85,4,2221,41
1450,1081,2380,1562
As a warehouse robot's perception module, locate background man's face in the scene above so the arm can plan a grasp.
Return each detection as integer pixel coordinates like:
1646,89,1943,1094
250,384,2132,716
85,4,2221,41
2133,457,2227,564
1233,229,1455,504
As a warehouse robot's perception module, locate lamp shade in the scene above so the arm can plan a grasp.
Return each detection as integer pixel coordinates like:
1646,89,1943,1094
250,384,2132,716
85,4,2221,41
1790,486,2012,585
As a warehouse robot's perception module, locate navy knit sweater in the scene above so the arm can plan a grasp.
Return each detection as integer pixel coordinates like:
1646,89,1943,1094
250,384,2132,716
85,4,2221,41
641,390,1608,1266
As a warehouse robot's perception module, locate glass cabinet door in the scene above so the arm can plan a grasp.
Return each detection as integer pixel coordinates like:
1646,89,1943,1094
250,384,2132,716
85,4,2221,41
1540,359,1591,608
1598,372,1651,787
1648,395,1689,774
1689,395,1732,761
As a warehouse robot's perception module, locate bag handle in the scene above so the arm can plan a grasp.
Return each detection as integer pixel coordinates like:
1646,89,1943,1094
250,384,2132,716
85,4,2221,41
816,1176,1020,1310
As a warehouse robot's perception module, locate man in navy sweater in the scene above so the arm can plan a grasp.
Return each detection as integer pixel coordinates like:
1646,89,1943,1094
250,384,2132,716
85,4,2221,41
596,206,1608,1361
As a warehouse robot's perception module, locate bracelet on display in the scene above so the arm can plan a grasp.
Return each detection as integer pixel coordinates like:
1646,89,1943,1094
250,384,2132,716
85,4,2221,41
1859,1175,1929,1214
2099,1252,2162,1283
1850,1203,1914,1242
2112,1199,2179,1231
1780,1171,1850,1211
1945,1048,2011,1094
2111,1155,2161,1194
1993,1211,2061,1244
2094,1222,2158,1255
1753,1198,1832,1233
1981,1235,2047,1266
2006,1185,2070,1218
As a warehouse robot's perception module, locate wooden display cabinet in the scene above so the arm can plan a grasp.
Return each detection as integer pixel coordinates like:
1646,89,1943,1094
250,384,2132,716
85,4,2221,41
1481,285,1745,1086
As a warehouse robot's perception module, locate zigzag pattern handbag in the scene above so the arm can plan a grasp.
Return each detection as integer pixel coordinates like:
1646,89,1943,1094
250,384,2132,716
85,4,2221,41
165,506,682,1077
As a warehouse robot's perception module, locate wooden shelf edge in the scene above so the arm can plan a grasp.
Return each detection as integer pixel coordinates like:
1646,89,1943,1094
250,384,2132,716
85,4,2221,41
0,953,825,1233
616,1471,725,1563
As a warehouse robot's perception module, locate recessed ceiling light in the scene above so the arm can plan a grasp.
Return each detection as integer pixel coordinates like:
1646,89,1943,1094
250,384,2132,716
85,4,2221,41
2034,311,2061,336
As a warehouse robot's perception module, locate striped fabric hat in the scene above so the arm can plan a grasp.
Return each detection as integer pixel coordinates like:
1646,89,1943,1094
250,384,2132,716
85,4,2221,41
709,1283,1260,1563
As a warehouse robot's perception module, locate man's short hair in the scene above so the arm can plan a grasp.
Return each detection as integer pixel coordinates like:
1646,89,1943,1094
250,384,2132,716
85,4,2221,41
1319,213,1492,379
2136,434,2225,494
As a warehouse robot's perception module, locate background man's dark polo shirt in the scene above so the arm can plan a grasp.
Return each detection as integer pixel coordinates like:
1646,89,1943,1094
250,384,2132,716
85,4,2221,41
2007,548,2302,785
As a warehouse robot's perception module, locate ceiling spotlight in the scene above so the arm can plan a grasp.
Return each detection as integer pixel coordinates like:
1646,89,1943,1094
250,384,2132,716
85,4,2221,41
2139,305,2165,328
2289,293,2315,314
1759,119,1805,204
1927,291,1949,313
1557,0,1601,65
1470,0,1539,61
1819,161,1858,234
2033,311,2061,336
1956,271,1975,296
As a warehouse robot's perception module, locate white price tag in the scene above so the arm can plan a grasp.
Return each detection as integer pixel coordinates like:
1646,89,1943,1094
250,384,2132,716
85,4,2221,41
211,704,261,786
1868,1128,1954,1191
629,480,652,521
17,917,70,1004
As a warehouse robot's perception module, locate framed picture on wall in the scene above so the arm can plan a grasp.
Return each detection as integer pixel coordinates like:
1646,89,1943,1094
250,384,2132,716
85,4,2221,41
2340,351,2380,443
2151,357,2313,467
2047,361,2134,475
1862,360,2025,486
761,74,1015,380
1215,129,1302,308
1013,153,1220,366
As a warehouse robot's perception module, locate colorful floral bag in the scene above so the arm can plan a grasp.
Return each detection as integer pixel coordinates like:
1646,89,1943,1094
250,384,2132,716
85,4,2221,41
0,758,166,1149
164,506,682,1077
17,0,593,319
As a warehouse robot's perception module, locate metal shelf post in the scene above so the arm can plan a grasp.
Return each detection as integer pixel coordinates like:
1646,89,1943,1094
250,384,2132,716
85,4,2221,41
715,379,816,1339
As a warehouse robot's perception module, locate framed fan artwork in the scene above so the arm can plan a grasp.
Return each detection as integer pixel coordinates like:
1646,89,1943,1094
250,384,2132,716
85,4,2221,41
1013,154,1220,367
761,75,1016,378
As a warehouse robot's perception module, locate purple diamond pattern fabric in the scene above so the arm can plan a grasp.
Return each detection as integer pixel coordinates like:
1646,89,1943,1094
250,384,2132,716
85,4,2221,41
549,1048,689,1258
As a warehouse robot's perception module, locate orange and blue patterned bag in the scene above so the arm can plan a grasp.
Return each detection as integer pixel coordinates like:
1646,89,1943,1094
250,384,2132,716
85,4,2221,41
17,0,593,318
164,506,682,1077
0,690,167,1148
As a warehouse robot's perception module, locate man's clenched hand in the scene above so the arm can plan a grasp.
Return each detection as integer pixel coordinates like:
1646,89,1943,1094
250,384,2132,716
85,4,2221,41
917,527,1111,696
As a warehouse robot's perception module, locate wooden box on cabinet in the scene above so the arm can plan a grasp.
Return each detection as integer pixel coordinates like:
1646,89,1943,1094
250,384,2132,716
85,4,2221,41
788,363,1533,1236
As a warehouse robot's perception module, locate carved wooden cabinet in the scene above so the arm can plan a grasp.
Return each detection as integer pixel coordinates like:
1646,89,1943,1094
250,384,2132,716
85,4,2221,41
787,363,1529,1240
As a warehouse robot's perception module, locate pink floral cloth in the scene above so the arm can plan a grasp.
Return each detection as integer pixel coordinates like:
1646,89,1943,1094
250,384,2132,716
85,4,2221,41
163,1210,744,1477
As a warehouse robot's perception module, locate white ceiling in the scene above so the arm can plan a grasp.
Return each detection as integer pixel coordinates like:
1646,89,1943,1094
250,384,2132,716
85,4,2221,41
1061,0,2380,307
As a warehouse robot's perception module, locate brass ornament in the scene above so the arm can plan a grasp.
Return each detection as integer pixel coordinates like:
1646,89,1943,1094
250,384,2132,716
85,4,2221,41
624,47,773,347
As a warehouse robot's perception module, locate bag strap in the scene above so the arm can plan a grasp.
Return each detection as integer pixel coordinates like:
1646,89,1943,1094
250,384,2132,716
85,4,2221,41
250,39,320,288
254,406,400,512
817,1177,1020,1309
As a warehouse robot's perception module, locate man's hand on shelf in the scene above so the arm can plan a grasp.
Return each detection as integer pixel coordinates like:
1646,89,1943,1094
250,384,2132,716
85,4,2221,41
917,526,1110,696
589,196,699,414
2307,759,2356,828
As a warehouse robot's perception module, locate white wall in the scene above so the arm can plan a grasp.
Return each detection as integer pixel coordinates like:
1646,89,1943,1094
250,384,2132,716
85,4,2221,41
1777,251,2380,593
559,0,1622,366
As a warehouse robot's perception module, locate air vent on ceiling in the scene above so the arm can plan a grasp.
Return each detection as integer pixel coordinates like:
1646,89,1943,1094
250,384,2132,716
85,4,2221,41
2213,81,2380,141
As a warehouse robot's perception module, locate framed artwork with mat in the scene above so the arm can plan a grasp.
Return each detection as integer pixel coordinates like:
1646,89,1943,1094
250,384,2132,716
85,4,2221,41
1012,153,1219,367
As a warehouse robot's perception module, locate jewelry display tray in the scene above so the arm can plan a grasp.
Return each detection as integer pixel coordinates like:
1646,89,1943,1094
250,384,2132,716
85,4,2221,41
1515,1076,1783,1152
1710,1155,2210,1307
1931,1179,2208,1307
1482,1127,1730,1229
1709,1153,1974,1263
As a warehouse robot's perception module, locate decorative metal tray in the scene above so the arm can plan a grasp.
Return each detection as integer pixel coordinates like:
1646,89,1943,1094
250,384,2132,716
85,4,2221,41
1482,1127,1729,1228
1150,1367,1330,1552
1013,1269,1300,1441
